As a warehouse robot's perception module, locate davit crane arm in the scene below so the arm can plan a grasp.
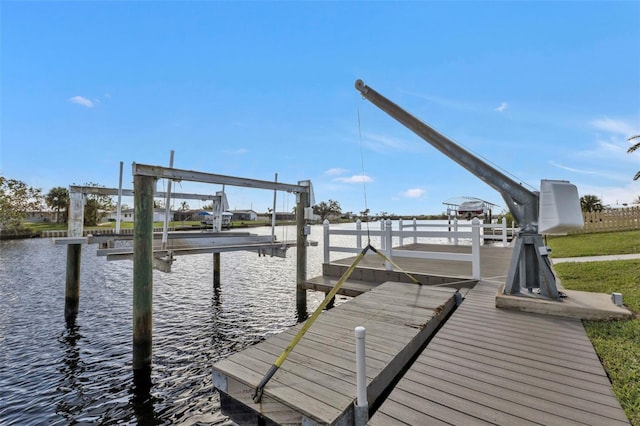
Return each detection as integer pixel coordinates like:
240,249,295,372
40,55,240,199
355,79,561,300
355,79,538,232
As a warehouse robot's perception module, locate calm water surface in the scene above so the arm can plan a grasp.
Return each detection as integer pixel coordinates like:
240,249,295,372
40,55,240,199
0,221,455,425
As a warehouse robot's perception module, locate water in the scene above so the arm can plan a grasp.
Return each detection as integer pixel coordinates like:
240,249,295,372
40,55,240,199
0,221,458,425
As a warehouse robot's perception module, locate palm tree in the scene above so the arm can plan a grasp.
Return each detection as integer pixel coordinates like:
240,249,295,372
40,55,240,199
628,135,640,181
580,194,603,212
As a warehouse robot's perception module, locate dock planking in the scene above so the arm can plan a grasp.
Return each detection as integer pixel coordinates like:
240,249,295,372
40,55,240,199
369,280,631,426
212,281,459,425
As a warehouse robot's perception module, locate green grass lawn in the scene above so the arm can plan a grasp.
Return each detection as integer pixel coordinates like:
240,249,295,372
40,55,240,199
547,229,640,258
554,255,640,424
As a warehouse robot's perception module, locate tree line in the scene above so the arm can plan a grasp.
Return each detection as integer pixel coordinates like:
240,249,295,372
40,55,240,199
0,178,114,234
2,175,639,235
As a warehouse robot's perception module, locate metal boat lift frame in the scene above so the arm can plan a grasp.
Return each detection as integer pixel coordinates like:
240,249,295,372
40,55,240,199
130,162,314,373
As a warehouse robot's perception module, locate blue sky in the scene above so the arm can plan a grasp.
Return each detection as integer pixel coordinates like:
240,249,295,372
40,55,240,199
2,1,639,216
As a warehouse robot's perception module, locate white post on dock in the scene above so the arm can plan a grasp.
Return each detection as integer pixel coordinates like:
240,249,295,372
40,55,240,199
356,219,362,249
323,219,330,265
398,218,403,247
501,217,507,247
379,219,385,250
354,326,368,426
413,217,417,245
471,218,481,279
384,219,392,271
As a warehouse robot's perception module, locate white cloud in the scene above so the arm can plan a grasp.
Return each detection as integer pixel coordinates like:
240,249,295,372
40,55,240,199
549,160,631,182
324,168,348,176
104,93,112,99
401,90,476,111
495,102,508,113
68,96,94,108
224,148,248,155
333,174,372,184
590,117,637,136
576,181,640,207
362,131,415,153
400,188,425,198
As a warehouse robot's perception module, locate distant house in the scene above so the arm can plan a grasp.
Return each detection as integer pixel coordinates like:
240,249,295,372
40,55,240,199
24,210,58,223
229,209,258,221
106,208,174,223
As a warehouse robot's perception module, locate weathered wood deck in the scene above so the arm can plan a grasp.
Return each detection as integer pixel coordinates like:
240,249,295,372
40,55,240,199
370,279,630,425
212,282,459,425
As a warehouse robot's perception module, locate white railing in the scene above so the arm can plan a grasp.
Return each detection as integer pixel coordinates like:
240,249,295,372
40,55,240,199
398,217,511,247
323,218,482,280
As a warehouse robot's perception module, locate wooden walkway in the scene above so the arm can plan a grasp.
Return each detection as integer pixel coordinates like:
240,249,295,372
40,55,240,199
370,279,630,425
212,282,459,425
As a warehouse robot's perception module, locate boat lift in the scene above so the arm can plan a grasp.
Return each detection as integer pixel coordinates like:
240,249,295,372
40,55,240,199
355,79,583,300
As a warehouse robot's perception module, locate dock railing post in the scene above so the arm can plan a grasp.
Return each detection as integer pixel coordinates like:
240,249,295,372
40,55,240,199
379,219,385,250
501,217,507,247
323,219,330,265
471,218,481,279
384,219,392,271
354,326,368,426
413,217,417,244
133,172,155,377
356,219,362,249
65,189,85,326
453,218,459,246
398,218,403,247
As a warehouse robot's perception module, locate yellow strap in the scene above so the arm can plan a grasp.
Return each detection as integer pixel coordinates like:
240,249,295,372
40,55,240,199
273,245,370,367
370,247,421,285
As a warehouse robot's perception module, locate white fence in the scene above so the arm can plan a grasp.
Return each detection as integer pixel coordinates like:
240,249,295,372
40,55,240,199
399,217,510,246
323,218,484,280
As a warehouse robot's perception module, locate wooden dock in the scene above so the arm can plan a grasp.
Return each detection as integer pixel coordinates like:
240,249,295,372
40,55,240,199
212,282,459,425
213,240,631,425
370,279,630,425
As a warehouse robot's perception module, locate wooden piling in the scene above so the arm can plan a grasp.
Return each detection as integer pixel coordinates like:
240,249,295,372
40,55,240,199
64,244,81,325
64,190,85,325
133,174,155,372
213,252,221,289
296,190,309,316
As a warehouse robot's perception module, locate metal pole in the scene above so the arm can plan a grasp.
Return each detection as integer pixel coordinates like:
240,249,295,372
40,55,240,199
162,150,174,250
271,173,278,242
133,174,155,373
116,161,123,234
354,326,368,426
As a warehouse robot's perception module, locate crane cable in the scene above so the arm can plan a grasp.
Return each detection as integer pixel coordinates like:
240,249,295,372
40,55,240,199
357,108,371,244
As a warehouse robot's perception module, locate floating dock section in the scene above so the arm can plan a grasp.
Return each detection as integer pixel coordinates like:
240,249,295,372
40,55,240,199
212,282,459,425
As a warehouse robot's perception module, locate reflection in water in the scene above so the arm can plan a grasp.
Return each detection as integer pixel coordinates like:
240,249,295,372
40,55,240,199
131,368,159,425
56,325,84,423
